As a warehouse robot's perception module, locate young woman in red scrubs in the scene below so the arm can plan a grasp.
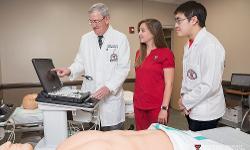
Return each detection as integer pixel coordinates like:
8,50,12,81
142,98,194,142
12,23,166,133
134,19,175,130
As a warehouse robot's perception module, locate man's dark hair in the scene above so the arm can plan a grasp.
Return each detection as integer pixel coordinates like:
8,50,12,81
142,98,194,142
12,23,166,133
174,1,207,27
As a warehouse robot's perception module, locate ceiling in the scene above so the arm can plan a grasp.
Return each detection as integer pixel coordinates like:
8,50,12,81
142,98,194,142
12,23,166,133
147,0,190,4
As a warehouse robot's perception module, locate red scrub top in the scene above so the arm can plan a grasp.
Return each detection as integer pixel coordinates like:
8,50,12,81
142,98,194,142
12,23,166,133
134,48,175,110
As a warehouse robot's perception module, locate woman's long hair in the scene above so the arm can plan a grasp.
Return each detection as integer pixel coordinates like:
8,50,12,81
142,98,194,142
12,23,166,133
135,19,168,67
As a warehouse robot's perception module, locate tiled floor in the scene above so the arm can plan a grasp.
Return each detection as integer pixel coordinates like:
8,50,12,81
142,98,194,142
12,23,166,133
168,108,189,130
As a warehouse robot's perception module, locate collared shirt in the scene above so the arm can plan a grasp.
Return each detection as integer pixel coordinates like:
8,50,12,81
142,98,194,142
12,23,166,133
181,27,226,121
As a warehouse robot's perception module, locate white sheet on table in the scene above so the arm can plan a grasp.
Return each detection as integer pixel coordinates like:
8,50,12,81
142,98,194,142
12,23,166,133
198,127,250,150
11,107,43,124
149,123,233,150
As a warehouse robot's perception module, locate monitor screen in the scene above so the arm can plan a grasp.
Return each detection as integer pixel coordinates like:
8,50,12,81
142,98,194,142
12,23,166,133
231,73,250,87
32,58,62,92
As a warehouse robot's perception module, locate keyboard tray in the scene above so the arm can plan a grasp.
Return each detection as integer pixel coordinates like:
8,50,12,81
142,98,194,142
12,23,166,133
36,91,98,108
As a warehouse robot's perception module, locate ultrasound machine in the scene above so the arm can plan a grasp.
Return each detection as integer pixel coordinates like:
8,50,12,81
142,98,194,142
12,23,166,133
32,58,99,150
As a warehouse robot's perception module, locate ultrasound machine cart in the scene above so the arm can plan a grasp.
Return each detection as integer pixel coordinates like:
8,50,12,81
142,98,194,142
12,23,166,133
32,58,99,150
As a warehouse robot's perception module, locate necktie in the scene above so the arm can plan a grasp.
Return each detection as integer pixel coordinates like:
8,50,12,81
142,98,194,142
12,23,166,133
98,35,103,49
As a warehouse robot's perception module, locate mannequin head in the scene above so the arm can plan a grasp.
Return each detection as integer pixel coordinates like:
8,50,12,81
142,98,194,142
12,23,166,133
22,93,38,109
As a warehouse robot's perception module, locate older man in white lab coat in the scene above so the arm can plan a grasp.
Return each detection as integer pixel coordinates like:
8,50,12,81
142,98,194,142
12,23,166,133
54,3,130,131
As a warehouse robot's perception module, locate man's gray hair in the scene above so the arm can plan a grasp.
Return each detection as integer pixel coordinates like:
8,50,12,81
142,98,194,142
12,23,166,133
88,3,110,17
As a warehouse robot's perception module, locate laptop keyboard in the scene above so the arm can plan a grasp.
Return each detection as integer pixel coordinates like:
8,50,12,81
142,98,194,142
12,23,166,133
226,85,250,92
37,90,97,108
47,88,90,104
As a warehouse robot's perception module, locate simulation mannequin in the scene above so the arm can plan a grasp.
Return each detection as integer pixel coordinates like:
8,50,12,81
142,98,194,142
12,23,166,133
0,142,32,150
22,93,38,110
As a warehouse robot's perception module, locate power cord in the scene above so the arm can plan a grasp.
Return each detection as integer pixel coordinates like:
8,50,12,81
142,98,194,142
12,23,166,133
2,117,16,143
68,107,100,136
0,127,5,140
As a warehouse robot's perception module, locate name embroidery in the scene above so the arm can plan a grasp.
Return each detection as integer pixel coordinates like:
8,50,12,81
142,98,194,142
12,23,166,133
106,44,118,51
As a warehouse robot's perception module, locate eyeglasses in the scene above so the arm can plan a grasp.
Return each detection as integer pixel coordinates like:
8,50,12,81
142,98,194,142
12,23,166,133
89,17,105,25
175,17,191,25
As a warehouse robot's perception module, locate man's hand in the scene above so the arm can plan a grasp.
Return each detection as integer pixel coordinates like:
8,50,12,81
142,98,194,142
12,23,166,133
52,67,71,77
91,86,110,100
178,97,185,110
178,97,190,115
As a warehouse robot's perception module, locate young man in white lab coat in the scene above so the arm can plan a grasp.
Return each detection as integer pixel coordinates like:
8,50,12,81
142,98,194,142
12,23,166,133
175,1,226,131
54,3,130,131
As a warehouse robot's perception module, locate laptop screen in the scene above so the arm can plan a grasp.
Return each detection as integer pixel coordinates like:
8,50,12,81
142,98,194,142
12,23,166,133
32,58,62,92
231,73,250,87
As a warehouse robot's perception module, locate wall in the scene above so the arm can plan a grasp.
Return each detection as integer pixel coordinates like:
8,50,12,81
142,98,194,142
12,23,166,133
2,88,42,106
143,0,176,26
201,0,250,80
0,57,2,100
0,0,177,84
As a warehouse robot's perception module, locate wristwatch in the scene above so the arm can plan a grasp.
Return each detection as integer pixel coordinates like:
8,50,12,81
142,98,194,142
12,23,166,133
161,106,168,111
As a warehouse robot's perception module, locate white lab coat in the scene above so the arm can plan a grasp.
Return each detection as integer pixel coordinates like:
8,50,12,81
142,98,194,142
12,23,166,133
181,28,226,121
69,26,130,126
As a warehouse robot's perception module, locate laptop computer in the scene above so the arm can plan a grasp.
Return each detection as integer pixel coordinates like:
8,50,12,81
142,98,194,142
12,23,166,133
32,58,97,108
227,73,250,92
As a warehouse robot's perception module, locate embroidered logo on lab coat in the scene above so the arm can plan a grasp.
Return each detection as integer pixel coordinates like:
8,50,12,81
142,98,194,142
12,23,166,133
110,52,118,62
153,55,158,61
107,44,118,62
187,69,197,80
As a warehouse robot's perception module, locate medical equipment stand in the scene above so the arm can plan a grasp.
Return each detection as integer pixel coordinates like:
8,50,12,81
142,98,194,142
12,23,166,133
222,89,250,130
35,102,98,150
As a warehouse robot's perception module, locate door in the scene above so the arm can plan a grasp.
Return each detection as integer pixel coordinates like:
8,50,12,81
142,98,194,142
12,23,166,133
171,31,187,110
163,28,187,110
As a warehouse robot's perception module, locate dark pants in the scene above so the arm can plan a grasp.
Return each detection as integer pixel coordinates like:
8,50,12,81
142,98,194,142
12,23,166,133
100,122,124,131
186,115,220,131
